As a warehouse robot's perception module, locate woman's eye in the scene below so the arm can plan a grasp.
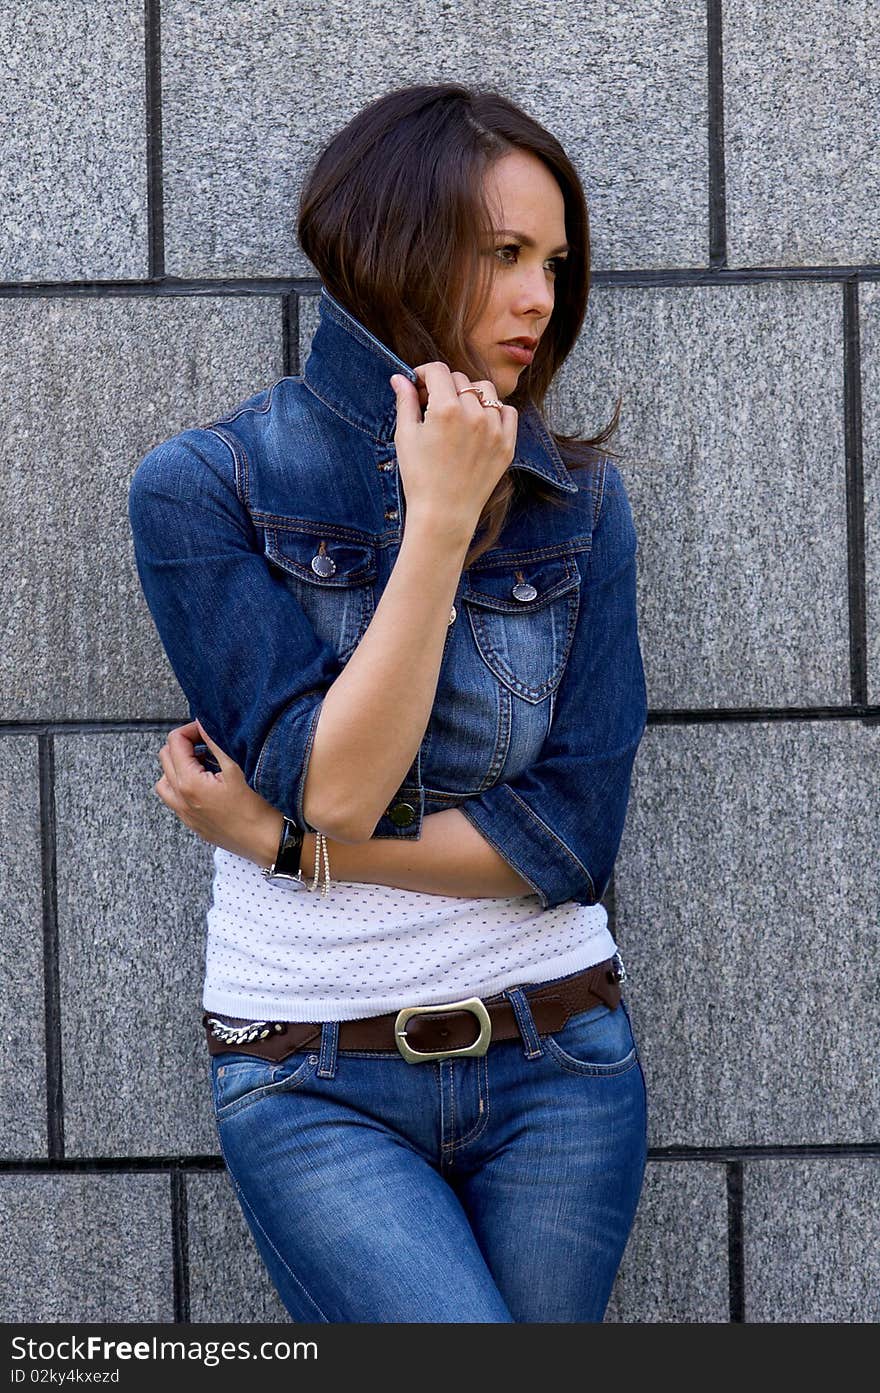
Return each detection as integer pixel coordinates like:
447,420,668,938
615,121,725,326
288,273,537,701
493,245,568,275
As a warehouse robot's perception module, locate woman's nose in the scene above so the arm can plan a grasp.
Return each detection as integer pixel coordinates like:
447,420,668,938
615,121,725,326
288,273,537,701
514,264,555,317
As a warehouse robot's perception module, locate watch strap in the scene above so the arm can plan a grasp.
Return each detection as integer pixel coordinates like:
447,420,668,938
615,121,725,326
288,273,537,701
260,816,305,882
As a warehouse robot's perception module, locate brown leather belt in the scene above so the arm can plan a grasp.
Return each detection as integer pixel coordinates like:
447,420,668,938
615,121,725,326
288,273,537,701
202,958,623,1065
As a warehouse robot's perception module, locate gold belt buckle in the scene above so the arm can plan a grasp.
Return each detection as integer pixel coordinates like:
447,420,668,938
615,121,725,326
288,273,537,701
394,996,492,1064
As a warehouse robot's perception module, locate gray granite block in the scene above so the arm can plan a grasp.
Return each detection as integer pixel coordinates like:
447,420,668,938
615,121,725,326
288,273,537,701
862,282,880,705
547,280,849,708
54,732,219,1158
0,4,147,282
744,1160,880,1323
606,1161,729,1322
162,0,707,279
0,295,281,721
0,738,47,1158
297,292,320,369
187,1170,289,1322
0,1173,172,1321
723,2,880,268
615,719,879,1147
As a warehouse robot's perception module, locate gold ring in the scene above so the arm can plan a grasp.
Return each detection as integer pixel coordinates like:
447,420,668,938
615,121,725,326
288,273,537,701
480,398,503,412
456,385,485,400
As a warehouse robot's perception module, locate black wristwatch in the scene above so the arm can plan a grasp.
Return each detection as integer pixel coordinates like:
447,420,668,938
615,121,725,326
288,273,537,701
260,816,305,882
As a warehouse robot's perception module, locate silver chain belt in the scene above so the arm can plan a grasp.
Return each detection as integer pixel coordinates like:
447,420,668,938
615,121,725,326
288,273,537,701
204,1016,289,1047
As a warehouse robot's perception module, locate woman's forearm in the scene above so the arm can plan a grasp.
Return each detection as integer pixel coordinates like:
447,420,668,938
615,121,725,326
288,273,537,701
256,806,536,898
327,807,536,897
301,517,473,844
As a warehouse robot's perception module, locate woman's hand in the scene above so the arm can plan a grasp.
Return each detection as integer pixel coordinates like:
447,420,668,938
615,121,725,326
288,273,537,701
389,364,518,545
154,719,283,866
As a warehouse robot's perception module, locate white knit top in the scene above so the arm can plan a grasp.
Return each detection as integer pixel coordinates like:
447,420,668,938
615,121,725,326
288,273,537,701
201,848,618,1022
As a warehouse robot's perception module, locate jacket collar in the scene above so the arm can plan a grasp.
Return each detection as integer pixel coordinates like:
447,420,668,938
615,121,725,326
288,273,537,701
303,286,578,495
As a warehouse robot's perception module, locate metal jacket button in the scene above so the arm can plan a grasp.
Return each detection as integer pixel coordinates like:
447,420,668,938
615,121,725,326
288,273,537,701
311,542,336,577
388,801,416,827
448,605,456,624
512,569,537,602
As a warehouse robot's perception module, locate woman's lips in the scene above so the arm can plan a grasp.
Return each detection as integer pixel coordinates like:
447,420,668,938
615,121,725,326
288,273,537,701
499,342,535,365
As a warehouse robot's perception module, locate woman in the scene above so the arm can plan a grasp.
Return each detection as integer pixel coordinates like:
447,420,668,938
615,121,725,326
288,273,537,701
129,82,649,1323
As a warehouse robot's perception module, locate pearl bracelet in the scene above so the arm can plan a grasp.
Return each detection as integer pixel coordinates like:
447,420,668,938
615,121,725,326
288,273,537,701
304,830,332,897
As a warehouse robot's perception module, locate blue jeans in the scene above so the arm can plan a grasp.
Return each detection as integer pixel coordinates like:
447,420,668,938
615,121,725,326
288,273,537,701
210,978,648,1323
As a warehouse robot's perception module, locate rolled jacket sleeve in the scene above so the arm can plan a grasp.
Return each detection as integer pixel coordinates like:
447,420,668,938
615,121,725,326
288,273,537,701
458,460,648,910
128,427,340,830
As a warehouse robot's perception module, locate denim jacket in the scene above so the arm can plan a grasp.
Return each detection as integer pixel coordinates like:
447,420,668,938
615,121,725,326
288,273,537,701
128,286,648,910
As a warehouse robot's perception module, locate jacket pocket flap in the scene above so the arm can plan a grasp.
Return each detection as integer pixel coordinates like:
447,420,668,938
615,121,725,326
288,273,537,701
263,530,377,587
462,555,579,614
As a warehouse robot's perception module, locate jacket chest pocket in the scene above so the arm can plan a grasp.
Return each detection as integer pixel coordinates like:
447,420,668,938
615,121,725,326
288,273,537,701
263,527,377,662
461,553,581,703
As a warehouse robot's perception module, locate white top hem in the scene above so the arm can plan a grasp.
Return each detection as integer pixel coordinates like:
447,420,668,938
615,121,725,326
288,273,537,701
201,927,618,1022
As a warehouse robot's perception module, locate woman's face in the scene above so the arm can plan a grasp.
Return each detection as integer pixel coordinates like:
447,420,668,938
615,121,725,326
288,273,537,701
467,148,569,399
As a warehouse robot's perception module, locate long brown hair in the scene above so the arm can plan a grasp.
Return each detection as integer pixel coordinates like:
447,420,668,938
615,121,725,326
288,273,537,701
298,82,621,567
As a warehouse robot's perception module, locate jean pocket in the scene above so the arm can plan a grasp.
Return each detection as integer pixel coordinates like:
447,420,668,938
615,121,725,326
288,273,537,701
211,1050,319,1120
462,554,580,702
541,1000,639,1076
262,526,377,663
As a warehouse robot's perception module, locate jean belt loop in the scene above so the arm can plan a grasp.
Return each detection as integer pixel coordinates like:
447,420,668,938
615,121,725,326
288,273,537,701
317,1021,339,1079
503,986,545,1060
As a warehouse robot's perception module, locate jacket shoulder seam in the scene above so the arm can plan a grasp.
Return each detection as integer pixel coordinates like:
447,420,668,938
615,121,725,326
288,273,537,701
204,424,250,510
593,456,609,530
584,456,611,584
208,376,284,425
